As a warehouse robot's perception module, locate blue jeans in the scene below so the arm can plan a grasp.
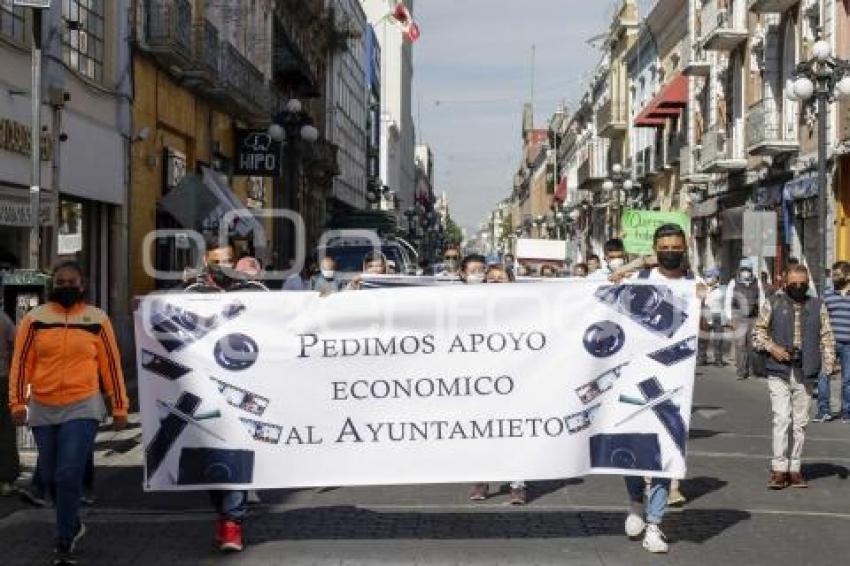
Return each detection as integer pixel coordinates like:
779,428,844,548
31,419,99,542
839,343,850,417
209,490,246,522
817,372,832,417
625,476,670,525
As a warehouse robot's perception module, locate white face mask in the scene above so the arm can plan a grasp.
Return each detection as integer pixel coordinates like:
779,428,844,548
466,273,485,285
321,269,335,280
607,258,625,271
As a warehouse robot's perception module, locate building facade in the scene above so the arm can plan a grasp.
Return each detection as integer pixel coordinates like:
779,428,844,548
496,0,848,288
129,0,275,296
360,0,417,221
0,1,132,323
325,0,369,214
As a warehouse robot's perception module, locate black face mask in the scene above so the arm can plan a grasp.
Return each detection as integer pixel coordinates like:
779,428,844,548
49,286,83,309
209,265,234,289
786,284,809,303
657,251,685,271
833,276,848,290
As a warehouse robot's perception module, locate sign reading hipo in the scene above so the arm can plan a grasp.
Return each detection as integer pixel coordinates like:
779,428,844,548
234,130,281,177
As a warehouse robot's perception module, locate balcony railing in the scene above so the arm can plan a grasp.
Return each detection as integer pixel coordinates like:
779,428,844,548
746,98,799,156
577,140,609,190
220,43,270,117
195,20,220,78
699,0,747,51
683,38,711,76
748,0,800,13
596,99,628,138
698,124,747,172
142,0,192,65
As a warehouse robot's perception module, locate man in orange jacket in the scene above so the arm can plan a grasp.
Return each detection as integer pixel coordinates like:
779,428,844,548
9,260,129,566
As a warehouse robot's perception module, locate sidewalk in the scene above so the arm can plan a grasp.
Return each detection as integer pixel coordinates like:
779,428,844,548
2,365,849,565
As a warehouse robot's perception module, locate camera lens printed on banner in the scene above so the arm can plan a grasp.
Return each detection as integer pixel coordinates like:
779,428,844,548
594,284,689,338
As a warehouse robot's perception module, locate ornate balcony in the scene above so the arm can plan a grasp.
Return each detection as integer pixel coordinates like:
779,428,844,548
683,39,711,76
577,140,609,191
139,0,193,70
746,98,799,156
699,0,748,51
183,19,220,93
698,125,747,172
597,99,628,138
217,43,271,120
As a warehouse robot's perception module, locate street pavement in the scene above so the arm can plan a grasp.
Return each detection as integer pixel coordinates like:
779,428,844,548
1,364,849,565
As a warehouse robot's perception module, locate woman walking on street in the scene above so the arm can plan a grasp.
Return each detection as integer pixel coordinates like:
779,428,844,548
8,260,129,566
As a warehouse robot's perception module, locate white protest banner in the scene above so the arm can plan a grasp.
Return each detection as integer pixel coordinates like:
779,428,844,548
134,279,700,491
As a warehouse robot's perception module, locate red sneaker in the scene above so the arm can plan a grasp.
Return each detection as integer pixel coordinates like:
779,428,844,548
219,520,244,552
215,517,224,544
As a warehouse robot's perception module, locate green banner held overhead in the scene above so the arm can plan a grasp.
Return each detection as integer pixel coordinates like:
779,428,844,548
621,209,691,255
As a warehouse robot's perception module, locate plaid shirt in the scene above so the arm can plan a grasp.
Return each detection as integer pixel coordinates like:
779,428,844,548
752,294,836,376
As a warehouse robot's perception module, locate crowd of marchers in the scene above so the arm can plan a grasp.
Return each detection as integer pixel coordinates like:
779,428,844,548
1,226,849,563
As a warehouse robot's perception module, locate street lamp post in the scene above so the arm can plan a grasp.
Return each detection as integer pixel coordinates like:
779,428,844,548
786,36,850,294
268,99,319,271
602,163,635,238
404,207,417,242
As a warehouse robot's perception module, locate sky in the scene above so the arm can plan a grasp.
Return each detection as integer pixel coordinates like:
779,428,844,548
412,0,618,233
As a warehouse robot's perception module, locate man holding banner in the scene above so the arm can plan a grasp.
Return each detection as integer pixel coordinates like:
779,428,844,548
621,224,705,554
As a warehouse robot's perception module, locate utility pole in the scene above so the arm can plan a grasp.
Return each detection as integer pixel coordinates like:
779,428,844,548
28,5,44,269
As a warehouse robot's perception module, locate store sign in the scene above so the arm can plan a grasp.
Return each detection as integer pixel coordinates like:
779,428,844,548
0,117,52,161
234,129,281,177
0,198,53,227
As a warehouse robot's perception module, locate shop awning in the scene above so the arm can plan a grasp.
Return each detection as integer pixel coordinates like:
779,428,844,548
158,167,264,238
633,73,688,128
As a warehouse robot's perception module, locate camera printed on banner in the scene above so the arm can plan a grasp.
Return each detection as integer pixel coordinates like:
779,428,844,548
594,284,689,338
589,433,663,471
575,362,629,405
148,300,246,353
210,377,269,416
239,417,284,444
177,447,255,485
647,336,698,366
140,349,192,381
145,392,203,482
565,403,601,434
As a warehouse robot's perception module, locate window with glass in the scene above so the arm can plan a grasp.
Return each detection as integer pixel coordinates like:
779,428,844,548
0,1,26,44
62,0,105,82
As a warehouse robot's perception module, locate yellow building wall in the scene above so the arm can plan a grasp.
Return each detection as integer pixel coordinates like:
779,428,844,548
130,56,238,296
838,157,850,262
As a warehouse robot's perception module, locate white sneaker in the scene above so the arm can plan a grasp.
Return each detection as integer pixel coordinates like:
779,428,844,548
624,501,646,538
642,524,669,553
